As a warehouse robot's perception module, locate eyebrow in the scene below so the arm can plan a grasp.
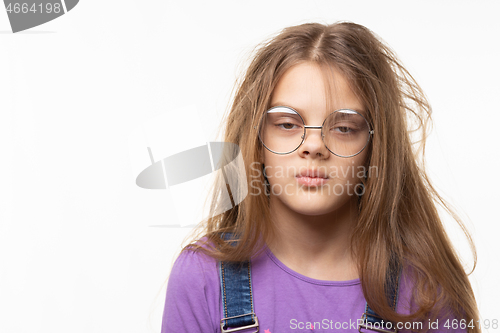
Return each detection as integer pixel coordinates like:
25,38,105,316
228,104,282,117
269,103,368,118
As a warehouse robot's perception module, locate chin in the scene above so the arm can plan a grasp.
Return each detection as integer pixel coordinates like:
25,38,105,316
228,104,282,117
277,190,356,216
287,197,343,216
294,206,333,216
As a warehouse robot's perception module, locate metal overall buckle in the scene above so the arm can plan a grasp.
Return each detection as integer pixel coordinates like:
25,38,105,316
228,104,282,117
220,312,259,333
359,312,398,333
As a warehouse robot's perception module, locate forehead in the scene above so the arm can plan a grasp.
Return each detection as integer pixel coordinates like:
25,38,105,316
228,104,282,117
270,62,365,118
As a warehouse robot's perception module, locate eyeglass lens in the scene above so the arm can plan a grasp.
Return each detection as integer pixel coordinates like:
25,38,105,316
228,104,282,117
258,106,371,157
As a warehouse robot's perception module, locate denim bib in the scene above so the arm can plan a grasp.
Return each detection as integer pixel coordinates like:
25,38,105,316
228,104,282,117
219,232,401,333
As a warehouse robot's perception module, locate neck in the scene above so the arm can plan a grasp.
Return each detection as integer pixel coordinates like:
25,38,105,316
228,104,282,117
267,196,359,281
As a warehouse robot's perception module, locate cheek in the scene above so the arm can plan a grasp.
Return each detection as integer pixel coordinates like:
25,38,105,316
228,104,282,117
263,154,292,182
329,155,368,183
262,153,276,181
350,153,369,181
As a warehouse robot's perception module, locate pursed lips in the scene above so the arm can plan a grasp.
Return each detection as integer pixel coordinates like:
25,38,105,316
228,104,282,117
295,169,329,186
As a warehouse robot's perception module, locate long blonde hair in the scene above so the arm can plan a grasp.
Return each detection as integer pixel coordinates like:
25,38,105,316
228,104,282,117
182,21,480,331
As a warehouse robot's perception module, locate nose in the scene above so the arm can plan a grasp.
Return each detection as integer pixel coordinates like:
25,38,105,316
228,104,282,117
298,128,329,159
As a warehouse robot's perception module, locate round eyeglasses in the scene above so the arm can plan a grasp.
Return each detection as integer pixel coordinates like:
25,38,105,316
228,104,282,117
257,106,374,157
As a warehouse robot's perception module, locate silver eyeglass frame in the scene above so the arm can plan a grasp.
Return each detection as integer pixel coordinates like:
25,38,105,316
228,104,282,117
256,105,374,158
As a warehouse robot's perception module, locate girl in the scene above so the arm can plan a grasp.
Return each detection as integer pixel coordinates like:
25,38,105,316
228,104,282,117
161,22,480,332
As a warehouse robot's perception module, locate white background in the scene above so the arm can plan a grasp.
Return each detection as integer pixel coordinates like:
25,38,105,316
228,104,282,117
1,1,499,332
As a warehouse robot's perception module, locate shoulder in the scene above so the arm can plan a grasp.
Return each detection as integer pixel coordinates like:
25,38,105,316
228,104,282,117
170,247,215,278
396,264,467,333
162,238,221,333
167,238,221,296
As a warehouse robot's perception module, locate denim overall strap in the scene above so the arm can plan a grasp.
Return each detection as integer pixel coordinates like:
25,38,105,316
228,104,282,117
359,259,403,333
219,232,259,333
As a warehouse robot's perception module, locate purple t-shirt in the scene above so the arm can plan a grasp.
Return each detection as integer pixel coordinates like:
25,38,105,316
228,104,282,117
161,243,465,332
